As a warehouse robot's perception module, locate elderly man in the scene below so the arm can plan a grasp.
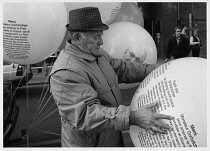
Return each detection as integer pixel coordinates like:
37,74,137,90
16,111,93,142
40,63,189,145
49,7,173,147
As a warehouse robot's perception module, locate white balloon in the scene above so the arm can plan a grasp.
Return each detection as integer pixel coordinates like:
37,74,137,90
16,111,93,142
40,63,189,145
101,22,157,89
64,2,122,25
102,22,157,64
130,57,207,147
3,2,67,65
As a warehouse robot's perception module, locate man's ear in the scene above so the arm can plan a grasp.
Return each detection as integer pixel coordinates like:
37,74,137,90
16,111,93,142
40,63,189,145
72,33,82,45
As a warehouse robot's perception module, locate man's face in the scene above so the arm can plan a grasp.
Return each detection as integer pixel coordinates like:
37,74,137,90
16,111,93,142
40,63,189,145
80,31,103,56
175,28,182,38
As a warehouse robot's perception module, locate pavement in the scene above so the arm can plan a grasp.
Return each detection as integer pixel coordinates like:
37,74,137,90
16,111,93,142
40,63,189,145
6,58,166,148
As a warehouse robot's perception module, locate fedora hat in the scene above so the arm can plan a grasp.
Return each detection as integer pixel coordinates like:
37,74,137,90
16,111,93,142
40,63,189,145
66,7,109,32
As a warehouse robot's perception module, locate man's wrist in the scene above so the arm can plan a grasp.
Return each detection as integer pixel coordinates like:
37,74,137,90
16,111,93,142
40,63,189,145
129,111,135,125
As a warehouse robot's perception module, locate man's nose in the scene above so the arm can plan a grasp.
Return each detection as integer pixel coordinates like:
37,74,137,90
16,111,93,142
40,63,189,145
98,37,103,45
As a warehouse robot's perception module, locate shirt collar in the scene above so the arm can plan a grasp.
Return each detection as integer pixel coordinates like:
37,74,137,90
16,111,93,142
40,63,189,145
64,40,100,62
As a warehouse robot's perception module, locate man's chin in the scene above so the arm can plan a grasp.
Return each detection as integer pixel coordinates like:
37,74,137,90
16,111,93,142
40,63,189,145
91,50,100,57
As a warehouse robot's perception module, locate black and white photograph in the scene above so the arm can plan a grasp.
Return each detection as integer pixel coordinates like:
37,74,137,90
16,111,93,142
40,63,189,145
1,0,209,150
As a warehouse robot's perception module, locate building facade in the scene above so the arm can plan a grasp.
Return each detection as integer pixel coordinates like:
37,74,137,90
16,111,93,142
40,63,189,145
138,2,207,58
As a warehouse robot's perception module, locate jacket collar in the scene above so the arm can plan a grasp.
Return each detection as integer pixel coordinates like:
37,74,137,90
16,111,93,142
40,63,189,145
64,40,100,62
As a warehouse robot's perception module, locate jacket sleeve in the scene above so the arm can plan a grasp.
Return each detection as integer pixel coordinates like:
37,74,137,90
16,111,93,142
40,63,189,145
100,49,155,83
50,70,131,132
166,38,172,59
200,37,202,47
183,37,190,56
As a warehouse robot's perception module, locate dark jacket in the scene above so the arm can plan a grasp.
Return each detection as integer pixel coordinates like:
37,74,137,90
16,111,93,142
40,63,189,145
166,35,190,59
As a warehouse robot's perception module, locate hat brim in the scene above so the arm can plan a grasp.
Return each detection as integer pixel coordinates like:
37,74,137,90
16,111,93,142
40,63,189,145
66,24,109,32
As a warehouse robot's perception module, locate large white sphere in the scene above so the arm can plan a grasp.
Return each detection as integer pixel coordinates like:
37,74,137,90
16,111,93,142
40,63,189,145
3,2,67,65
130,57,207,147
101,22,157,64
64,2,122,25
101,22,157,89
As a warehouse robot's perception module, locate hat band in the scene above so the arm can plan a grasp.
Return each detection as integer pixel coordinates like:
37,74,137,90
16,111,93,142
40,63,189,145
66,23,108,31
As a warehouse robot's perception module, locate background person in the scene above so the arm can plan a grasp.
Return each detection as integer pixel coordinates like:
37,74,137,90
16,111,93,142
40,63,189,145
49,7,173,147
190,29,202,57
165,26,190,62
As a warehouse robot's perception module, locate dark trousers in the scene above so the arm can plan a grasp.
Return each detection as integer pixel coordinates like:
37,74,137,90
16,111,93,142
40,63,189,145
192,48,200,57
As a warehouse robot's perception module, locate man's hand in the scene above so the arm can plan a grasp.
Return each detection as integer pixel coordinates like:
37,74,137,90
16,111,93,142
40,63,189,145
129,102,173,135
